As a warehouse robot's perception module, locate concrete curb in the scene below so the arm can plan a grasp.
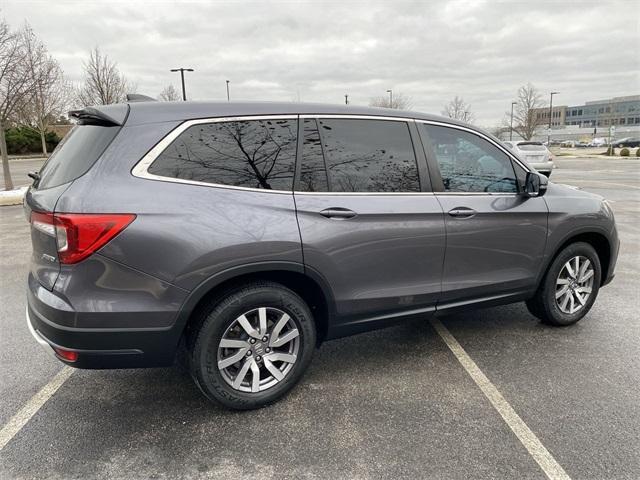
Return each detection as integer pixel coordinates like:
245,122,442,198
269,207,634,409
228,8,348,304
0,186,27,206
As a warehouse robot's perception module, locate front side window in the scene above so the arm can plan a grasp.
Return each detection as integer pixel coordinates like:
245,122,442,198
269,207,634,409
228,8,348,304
148,118,297,190
422,124,518,193
314,118,420,193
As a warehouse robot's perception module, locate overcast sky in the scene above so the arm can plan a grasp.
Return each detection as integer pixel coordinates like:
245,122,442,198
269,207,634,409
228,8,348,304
3,0,639,126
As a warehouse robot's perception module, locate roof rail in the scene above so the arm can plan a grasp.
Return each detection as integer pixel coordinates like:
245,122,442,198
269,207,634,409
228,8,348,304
126,94,156,102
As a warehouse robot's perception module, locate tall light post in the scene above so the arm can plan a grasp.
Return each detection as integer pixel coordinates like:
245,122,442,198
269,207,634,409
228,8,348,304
170,68,194,101
510,101,517,141
386,89,393,108
344,94,349,105
547,91,559,145
226,80,230,101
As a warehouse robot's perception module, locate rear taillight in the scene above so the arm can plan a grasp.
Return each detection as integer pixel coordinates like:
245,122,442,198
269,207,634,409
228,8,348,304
30,212,136,264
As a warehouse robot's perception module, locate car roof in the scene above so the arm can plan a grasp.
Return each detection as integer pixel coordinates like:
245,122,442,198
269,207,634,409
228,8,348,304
115,100,470,128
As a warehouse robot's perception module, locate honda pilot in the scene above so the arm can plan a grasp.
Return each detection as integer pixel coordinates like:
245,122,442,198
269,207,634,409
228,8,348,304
25,101,619,409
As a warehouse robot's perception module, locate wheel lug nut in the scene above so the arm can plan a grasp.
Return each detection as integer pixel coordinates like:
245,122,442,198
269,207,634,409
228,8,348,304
249,338,256,344
265,347,271,353
262,336,268,342
246,350,252,356
256,355,262,362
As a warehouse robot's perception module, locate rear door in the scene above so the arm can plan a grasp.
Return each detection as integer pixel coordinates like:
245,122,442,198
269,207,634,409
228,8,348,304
417,122,548,308
294,116,446,335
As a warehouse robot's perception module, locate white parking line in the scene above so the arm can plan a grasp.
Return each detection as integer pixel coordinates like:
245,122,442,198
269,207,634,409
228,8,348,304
429,318,571,480
0,367,74,451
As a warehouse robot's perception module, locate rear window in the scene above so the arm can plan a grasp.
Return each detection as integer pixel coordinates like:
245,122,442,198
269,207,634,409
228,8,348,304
516,142,546,152
36,125,119,189
148,119,298,191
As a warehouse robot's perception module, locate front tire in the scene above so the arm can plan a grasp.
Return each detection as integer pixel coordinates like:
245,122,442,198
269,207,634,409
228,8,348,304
189,282,316,410
527,242,601,326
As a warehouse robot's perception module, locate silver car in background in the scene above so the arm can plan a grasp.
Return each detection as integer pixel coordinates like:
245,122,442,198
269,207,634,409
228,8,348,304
503,141,555,177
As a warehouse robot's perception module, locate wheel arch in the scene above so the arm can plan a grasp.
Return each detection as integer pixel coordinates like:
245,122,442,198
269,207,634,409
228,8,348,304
173,262,335,353
538,229,612,290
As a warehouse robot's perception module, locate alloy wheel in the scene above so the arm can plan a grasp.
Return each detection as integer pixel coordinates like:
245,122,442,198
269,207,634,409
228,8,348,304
555,255,595,315
217,307,300,393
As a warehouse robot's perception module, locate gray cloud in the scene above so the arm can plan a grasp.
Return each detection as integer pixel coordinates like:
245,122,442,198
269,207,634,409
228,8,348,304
4,0,639,126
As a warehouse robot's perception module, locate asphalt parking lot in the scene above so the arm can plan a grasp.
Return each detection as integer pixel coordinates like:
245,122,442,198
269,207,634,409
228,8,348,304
1,156,639,479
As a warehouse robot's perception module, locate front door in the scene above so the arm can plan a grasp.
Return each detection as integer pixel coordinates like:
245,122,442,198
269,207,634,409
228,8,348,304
294,117,446,336
418,122,548,308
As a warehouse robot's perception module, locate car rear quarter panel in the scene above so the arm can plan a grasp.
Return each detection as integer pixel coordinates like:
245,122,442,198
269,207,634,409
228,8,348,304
56,123,304,292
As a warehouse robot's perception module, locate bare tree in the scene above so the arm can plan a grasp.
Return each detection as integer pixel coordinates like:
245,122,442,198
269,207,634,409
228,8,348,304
17,24,69,155
158,84,180,101
76,47,134,106
490,124,509,140
369,92,413,110
0,19,35,190
510,83,544,140
442,95,475,123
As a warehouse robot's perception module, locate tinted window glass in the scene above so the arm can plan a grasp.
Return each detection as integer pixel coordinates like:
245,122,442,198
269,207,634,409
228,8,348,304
298,119,329,192
318,119,419,192
149,119,297,190
423,124,517,193
36,125,119,190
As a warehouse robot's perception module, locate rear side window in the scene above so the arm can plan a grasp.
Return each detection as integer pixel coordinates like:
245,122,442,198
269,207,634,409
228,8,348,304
299,118,419,193
36,125,119,190
148,119,297,191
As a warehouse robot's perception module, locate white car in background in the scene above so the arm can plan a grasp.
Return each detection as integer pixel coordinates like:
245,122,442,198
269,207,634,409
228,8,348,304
503,141,555,177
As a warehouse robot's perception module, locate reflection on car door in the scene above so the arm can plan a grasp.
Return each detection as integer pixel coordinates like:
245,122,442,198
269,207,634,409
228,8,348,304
294,117,445,337
418,122,548,310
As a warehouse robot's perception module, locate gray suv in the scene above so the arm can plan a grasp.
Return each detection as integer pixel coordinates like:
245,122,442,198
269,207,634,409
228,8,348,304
25,101,619,409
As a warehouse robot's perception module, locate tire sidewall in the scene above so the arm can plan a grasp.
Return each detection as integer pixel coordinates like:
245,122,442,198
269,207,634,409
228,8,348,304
542,242,601,325
192,285,316,409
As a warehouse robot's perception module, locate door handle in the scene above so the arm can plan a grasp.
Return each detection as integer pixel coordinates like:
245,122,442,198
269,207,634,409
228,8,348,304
448,207,476,218
319,207,357,219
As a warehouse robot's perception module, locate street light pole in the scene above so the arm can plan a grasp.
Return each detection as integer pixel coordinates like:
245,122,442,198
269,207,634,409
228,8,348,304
226,80,230,101
386,89,393,108
170,67,194,101
510,101,517,141
547,91,559,145
344,94,349,105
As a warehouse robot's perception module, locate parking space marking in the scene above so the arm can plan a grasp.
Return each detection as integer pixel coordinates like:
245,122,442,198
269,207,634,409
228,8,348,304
0,367,74,451
429,318,571,480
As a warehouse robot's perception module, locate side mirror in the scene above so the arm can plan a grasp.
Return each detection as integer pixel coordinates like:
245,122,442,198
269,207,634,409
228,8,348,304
524,171,548,197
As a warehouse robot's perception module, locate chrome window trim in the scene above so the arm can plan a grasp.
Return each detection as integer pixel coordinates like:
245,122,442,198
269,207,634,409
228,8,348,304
131,115,298,194
131,113,530,197
300,114,411,122
294,191,435,196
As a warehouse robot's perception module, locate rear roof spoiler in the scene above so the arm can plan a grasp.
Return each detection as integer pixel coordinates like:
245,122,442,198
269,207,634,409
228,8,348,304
69,104,129,126
126,93,156,102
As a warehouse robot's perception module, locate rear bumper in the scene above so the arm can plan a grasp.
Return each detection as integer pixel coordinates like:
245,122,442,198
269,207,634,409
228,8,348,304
26,302,177,368
26,265,185,369
529,161,554,173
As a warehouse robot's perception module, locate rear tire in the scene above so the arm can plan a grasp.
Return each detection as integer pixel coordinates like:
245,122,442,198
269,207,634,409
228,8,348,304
188,282,316,410
527,242,601,326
